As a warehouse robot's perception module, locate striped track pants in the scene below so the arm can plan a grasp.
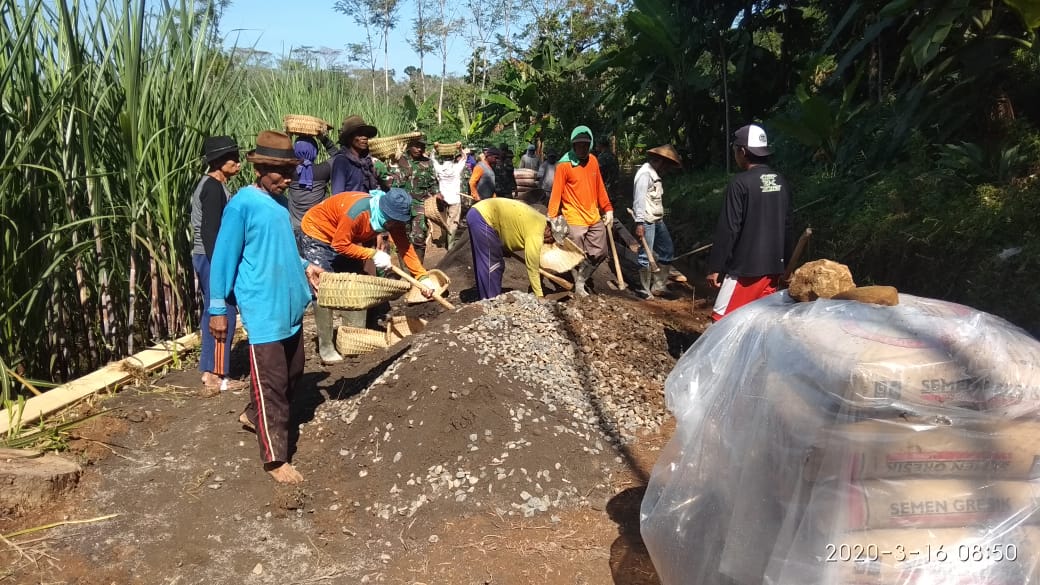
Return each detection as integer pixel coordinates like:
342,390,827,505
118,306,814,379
243,331,304,464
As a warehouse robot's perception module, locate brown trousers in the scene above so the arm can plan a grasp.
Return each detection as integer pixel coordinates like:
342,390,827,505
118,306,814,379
567,221,608,264
244,330,304,464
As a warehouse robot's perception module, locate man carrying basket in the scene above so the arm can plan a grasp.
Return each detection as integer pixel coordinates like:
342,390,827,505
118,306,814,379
299,188,436,364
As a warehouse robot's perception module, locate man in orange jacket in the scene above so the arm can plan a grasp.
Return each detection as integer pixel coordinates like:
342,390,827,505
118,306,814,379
547,126,614,296
300,188,434,363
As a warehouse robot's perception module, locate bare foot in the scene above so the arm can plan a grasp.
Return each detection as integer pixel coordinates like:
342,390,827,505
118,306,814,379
266,462,303,484
238,413,256,433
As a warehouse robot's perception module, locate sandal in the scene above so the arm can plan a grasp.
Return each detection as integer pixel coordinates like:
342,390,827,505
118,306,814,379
239,413,256,433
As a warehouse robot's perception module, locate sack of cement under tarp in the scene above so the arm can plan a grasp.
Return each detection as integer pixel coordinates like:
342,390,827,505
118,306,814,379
640,292,1040,585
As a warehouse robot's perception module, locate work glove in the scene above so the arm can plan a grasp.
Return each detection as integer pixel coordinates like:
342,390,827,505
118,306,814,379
418,276,436,299
603,210,614,225
372,250,392,270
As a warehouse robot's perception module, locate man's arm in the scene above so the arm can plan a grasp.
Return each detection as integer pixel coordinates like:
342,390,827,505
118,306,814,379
330,214,377,261
547,163,566,217
330,156,348,194
631,171,652,224
199,178,226,259
208,204,246,317
387,222,428,278
468,165,483,201
707,181,746,276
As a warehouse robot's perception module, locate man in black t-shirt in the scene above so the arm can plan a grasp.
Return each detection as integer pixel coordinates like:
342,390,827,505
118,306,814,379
707,124,793,321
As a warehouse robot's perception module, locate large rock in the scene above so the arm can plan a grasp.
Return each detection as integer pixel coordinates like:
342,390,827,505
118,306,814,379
0,451,82,514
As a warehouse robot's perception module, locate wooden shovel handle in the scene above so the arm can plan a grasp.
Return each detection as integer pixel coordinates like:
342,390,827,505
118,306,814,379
390,265,456,310
626,208,659,272
508,252,573,291
605,225,627,289
783,228,813,281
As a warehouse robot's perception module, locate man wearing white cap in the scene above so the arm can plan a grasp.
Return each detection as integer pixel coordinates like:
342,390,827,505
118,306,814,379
707,124,793,321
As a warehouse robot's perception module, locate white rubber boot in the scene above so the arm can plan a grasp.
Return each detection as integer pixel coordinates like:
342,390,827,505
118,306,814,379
314,306,343,364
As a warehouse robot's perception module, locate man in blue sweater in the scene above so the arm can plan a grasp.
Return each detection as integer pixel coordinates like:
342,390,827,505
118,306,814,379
208,130,325,484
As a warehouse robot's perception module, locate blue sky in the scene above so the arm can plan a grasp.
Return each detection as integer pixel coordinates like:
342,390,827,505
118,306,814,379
220,0,473,77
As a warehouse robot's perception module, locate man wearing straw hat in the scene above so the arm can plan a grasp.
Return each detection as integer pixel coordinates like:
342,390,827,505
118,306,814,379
300,188,436,363
632,144,683,298
191,135,247,394
393,137,439,262
548,125,614,296
467,198,553,300
331,115,381,194
208,131,326,484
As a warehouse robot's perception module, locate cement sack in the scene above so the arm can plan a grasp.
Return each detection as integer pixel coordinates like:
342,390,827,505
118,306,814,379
809,419,1040,481
771,526,1040,585
640,293,1040,585
810,478,1040,531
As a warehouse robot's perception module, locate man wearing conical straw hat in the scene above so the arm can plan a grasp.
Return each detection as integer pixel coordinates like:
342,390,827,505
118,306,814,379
632,144,684,298
208,130,326,484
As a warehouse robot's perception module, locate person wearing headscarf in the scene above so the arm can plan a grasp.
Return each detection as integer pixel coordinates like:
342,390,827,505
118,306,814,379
190,135,245,393
331,115,380,194
300,188,435,363
547,125,613,296
287,129,340,252
207,131,325,485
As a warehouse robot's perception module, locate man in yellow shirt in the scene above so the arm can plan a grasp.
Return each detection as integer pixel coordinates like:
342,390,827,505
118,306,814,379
547,126,614,296
467,198,552,299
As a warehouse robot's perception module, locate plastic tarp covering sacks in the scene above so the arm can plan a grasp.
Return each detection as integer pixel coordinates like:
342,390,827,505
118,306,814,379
640,292,1040,585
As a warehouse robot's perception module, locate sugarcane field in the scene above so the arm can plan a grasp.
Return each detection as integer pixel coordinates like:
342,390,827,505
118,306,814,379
4,1,1040,584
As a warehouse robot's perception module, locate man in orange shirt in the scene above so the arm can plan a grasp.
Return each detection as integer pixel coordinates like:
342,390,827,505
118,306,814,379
468,148,500,201
300,188,434,363
547,126,614,296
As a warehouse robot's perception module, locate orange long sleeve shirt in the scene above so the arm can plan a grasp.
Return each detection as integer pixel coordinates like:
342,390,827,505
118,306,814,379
300,191,427,277
547,154,612,227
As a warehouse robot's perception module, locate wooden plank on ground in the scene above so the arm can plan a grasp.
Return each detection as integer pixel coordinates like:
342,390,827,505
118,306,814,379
0,333,198,435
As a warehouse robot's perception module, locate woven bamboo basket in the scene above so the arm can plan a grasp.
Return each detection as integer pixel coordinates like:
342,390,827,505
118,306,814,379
405,269,451,304
317,272,411,310
424,196,446,227
283,114,332,136
368,132,423,161
540,237,586,274
335,326,389,356
434,142,460,157
385,315,428,346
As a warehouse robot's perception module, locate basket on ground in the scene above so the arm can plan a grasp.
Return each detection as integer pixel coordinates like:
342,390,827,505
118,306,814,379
317,272,411,310
405,269,451,304
386,315,428,346
335,326,388,355
540,238,586,274
435,142,460,157
283,114,332,136
368,132,423,161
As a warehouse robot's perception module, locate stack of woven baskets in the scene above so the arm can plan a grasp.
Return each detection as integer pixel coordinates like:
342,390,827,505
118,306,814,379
283,114,332,137
368,132,423,161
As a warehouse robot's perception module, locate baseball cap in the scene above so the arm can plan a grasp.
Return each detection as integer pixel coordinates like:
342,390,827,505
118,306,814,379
733,124,773,157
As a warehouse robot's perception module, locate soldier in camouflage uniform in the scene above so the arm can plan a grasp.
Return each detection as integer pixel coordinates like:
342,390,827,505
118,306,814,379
392,137,439,261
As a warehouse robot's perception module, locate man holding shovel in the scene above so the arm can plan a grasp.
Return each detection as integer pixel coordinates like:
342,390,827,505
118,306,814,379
632,144,683,299
207,131,326,484
707,124,794,321
547,126,614,296
299,188,436,363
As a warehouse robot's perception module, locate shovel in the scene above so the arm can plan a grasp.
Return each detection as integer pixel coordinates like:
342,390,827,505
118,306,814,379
626,208,660,273
390,265,456,310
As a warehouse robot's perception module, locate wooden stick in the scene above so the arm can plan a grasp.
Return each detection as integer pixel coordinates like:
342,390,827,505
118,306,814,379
672,242,713,261
390,265,455,310
626,208,660,272
605,224,627,290
508,252,573,291
2,514,121,540
783,227,813,281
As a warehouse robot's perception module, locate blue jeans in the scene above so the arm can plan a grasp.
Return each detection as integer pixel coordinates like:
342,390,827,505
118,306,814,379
193,254,237,377
638,220,675,268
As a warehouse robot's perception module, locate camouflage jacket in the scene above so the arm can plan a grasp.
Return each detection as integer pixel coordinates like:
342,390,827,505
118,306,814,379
494,155,517,198
393,154,439,199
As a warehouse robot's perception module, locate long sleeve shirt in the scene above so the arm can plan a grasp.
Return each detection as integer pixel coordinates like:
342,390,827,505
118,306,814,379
208,185,312,344
190,175,232,258
707,165,794,278
331,149,380,194
547,154,612,227
287,136,340,229
300,191,427,278
472,198,546,297
632,162,665,224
